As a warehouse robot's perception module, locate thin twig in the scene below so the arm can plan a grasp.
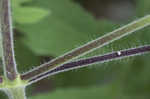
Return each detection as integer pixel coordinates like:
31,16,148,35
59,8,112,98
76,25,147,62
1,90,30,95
0,0,18,80
21,45,150,84
21,15,150,81
25,45,150,84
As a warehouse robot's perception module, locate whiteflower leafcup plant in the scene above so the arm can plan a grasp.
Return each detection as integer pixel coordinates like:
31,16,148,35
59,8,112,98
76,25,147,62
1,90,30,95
0,0,150,99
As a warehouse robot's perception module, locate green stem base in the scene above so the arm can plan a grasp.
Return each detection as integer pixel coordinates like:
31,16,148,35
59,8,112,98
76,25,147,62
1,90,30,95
3,87,26,99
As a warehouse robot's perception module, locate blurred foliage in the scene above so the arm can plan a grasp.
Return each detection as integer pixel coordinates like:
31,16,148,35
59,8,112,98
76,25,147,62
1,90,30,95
12,0,49,24
30,84,122,99
18,0,119,56
30,83,150,99
0,0,150,99
0,32,2,57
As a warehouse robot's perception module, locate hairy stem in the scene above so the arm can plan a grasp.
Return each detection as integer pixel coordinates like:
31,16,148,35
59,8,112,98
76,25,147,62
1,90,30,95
0,0,18,80
0,76,3,84
21,15,150,81
24,45,150,84
3,87,26,99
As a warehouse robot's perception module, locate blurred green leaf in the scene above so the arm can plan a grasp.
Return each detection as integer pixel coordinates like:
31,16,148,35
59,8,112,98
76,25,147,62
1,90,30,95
15,37,41,72
18,0,117,56
2,0,150,99
14,0,150,93
30,85,119,99
30,84,150,99
0,33,2,58
136,0,150,16
13,7,49,24
11,0,32,6
12,0,49,24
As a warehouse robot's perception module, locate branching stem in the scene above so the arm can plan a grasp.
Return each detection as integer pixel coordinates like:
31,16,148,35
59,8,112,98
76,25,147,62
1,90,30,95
0,0,150,99
24,45,150,84
21,15,150,81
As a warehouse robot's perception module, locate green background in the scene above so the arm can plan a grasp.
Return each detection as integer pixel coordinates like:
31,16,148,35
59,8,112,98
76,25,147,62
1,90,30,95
0,0,150,98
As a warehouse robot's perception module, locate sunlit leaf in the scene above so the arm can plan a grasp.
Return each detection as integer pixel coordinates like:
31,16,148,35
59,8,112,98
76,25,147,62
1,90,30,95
12,0,49,24
13,7,49,24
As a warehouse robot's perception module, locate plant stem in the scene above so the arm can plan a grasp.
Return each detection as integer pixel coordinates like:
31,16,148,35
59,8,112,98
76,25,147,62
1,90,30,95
0,0,18,80
3,87,26,99
26,45,150,84
21,15,150,81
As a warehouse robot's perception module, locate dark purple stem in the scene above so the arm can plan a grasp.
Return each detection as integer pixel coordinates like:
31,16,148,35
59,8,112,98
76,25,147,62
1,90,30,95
19,15,150,82
0,0,17,80
0,76,3,84
21,45,150,83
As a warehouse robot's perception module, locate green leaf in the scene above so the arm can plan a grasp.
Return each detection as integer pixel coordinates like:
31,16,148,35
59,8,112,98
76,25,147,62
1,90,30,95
18,0,150,57
11,0,32,6
12,0,49,24
30,84,148,99
0,39,1,59
30,85,119,99
18,0,117,56
13,7,49,24
136,0,150,16
15,38,41,73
